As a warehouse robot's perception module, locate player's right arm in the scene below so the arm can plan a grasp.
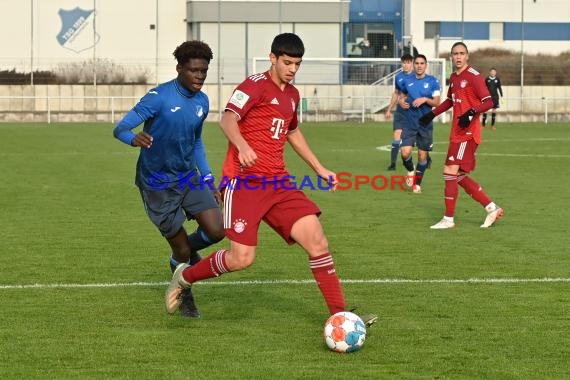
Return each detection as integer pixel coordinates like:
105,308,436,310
219,111,257,167
384,90,399,120
418,83,452,126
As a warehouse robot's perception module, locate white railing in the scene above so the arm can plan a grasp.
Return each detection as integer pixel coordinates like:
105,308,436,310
299,96,570,124
1,95,569,124
0,96,139,124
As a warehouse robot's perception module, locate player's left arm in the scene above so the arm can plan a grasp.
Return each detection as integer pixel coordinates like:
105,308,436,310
412,77,441,108
194,125,212,177
497,78,504,97
287,129,338,190
412,93,440,108
471,76,494,114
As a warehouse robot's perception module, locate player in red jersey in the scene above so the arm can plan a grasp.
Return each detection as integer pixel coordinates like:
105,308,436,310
419,42,504,229
164,33,377,326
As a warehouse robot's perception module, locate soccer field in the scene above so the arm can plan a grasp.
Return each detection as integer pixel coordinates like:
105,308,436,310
1,121,569,379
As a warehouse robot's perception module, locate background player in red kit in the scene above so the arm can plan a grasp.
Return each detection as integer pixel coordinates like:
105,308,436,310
419,42,504,229
165,33,377,326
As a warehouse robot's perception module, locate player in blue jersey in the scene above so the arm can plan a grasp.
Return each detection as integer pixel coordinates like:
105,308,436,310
384,54,414,171
399,54,441,193
113,40,224,318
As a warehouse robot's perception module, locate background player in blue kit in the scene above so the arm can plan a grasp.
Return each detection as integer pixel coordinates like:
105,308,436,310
384,54,414,171
113,40,224,318
399,54,441,193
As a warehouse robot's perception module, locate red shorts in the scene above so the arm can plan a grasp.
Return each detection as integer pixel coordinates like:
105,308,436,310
445,140,479,173
221,178,321,246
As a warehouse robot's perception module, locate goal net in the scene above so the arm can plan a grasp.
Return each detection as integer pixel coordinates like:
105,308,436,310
252,57,446,121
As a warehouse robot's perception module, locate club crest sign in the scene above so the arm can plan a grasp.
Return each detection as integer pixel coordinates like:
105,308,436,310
56,7,100,53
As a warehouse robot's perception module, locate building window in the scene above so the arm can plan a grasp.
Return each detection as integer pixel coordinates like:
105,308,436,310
490,22,503,40
425,22,440,39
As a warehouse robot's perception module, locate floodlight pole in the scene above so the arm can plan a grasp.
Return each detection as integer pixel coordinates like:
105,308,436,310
155,0,159,85
279,0,282,33
217,0,222,119
30,0,34,86
461,0,464,41
93,0,97,87
520,0,524,113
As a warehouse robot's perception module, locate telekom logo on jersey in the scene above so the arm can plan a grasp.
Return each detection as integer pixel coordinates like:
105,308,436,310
270,118,286,139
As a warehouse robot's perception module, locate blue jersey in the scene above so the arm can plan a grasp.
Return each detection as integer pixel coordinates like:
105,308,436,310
402,74,441,128
113,79,211,190
394,70,414,114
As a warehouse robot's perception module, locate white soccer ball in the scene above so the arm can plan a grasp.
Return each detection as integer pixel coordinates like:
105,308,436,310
323,311,366,353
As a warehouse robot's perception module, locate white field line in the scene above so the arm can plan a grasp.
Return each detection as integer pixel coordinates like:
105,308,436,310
1,277,570,290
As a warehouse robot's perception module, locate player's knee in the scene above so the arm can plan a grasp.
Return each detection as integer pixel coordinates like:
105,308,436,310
208,226,225,244
307,232,329,254
200,223,225,244
172,244,192,262
229,250,256,270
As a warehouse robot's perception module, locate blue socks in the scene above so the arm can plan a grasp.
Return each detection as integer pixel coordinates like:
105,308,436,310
390,140,401,165
415,159,428,186
187,227,212,252
169,256,181,273
402,156,414,172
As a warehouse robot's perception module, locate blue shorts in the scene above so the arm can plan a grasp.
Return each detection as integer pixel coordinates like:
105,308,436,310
139,176,219,238
401,126,433,151
393,109,406,131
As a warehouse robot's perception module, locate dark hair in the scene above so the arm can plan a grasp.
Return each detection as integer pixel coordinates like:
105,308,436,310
173,40,213,65
451,41,468,53
400,53,414,62
414,54,428,63
271,33,305,58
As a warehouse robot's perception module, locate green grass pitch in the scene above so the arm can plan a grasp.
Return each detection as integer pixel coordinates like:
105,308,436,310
1,121,569,379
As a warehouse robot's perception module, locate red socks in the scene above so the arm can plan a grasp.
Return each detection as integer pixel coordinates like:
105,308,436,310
444,172,459,218
443,173,493,218
182,249,229,284
310,253,346,314
458,175,492,207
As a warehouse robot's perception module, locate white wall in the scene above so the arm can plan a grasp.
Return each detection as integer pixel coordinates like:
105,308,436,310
0,0,186,83
409,0,570,58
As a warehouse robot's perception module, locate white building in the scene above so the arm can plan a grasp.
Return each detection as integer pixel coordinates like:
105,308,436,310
407,0,570,58
1,0,568,84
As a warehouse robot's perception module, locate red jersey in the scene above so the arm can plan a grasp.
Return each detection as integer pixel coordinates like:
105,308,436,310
222,71,300,180
447,66,491,144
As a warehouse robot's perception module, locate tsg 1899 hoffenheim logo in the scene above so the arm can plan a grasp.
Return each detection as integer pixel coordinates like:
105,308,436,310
56,7,100,53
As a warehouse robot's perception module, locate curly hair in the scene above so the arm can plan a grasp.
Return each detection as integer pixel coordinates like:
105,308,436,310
173,40,213,65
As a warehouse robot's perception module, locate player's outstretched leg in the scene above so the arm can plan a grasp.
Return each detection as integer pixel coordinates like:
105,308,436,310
165,263,191,314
